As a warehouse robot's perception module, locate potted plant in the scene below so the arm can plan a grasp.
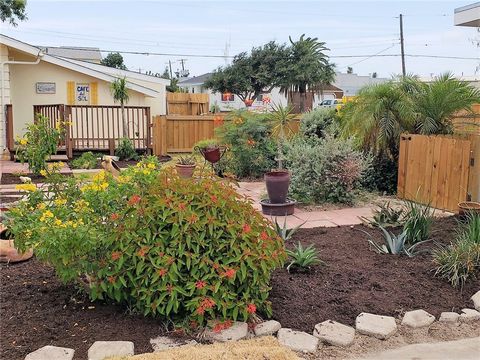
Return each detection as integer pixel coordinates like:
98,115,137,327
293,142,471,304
194,139,221,163
265,104,296,204
0,222,33,263
244,99,254,107
175,155,197,178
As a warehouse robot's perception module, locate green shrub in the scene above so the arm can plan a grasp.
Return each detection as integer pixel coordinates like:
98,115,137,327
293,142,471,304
364,226,429,257
71,152,99,169
433,212,480,288
286,136,370,204
403,200,433,244
361,153,398,195
300,107,336,139
362,201,404,228
115,138,138,161
286,242,323,272
16,115,66,175
194,138,219,150
8,162,286,325
216,110,276,178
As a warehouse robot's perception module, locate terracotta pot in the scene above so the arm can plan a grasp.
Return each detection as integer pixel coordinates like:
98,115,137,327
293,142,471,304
0,227,33,263
265,170,290,204
202,147,221,163
244,99,254,107
175,164,196,178
458,201,480,216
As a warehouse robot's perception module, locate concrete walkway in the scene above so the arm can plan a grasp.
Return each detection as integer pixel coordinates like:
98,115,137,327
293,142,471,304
361,337,480,360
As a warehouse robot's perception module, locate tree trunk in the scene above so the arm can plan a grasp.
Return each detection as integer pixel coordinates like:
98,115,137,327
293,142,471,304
300,91,306,113
121,103,128,138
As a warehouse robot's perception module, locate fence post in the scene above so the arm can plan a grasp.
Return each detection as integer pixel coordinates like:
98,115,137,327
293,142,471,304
65,106,73,158
159,115,167,155
397,134,409,198
108,139,115,156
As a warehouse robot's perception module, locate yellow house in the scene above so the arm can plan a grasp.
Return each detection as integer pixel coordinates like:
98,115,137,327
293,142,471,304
0,34,169,157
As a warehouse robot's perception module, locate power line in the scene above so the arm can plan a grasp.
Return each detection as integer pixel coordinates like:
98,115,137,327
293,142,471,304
343,44,398,68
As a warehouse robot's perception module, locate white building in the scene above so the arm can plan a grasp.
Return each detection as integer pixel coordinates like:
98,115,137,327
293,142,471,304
454,2,480,27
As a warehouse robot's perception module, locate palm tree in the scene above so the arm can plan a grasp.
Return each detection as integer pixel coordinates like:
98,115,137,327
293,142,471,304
413,73,480,135
110,77,130,137
268,103,297,169
341,81,416,159
280,34,335,112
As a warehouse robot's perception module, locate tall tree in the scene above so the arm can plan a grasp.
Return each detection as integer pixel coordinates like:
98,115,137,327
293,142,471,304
110,77,130,137
280,34,335,112
205,41,289,103
0,0,27,26
101,52,127,70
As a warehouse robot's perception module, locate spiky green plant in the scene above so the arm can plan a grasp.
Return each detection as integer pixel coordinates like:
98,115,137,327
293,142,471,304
273,217,304,242
362,201,404,228
286,242,323,272
433,211,480,288
403,200,433,244
364,226,430,257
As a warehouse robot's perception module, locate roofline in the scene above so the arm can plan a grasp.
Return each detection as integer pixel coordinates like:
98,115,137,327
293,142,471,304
454,2,480,13
0,34,160,97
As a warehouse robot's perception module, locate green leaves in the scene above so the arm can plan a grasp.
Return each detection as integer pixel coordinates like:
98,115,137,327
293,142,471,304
286,242,323,272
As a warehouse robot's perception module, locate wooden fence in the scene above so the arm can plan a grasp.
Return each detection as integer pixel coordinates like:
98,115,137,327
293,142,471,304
452,103,480,135
397,134,479,212
166,92,209,115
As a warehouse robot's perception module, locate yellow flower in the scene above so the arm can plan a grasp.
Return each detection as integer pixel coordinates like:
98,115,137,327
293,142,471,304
40,210,54,222
74,200,90,212
23,230,32,238
15,183,37,192
147,163,156,169
100,182,109,190
142,169,151,175
117,175,131,184
19,138,28,146
40,169,48,177
54,198,67,206
54,218,63,227
37,203,46,210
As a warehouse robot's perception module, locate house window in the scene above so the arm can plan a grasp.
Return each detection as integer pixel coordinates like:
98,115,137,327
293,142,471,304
222,93,234,102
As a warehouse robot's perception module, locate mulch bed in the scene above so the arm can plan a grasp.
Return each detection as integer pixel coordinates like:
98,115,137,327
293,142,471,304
1,173,50,185
269,216,478,331
0,217,476,359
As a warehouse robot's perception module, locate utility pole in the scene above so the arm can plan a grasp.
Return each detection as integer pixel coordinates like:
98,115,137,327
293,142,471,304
168,60,173,79
399,14,406,76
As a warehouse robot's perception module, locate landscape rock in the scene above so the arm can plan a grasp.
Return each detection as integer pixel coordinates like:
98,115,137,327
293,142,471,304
205,322,248,342
25,346,74,360
355,313,397,340
254,320,282,336
87,341,134,360
401,309,435,328
313,320,355,347
150,336,197,352
439,312,460,323
459,308,480,322
277,328,319,353
471,290,480,311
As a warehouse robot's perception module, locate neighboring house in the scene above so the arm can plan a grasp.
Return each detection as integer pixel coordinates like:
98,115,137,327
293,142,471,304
0,34,170,155
178,72,387,111
38,46,103,63
454,2,480,27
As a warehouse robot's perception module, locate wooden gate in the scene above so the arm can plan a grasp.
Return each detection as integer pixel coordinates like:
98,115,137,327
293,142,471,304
397,134,473,212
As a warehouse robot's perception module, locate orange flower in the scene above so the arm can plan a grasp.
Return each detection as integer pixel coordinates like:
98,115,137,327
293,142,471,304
260,231,269,240
137,246,149,257
187,214,198,224
196,306,205,315
157,268,167,277
128,195,141,206
111,251,122,261
210,195,218,203
110,213,120,221
107,276,116,284
178,203,186,211
247,303,257,314
242,224,251,234
246,138,256,147
224,268,236,279
195,280,206,289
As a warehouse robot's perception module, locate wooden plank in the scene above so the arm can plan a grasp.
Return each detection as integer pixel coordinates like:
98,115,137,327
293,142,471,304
468,135,480,202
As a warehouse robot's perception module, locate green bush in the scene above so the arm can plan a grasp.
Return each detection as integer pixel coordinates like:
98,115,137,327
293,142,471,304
115,138,138,161
300,107,336,139
403,200,433,244
433,212,480,288
71,152,99,169
216,110,276,178
286,242,323,272
8,162,286,325
361,153,398,195
286,136,370,204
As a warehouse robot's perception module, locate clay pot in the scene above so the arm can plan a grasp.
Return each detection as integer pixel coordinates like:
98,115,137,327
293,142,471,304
175,164,196,178
458,201,480,216
201,147,221,163
0,227,33,263
265,170,290,204
244,99,254,107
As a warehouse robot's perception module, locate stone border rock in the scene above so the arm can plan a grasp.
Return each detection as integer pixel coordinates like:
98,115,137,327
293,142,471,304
24,291,480,358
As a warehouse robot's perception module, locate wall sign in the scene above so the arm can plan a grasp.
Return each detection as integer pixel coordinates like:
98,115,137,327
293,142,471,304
36,82,56,94
76,83,90,103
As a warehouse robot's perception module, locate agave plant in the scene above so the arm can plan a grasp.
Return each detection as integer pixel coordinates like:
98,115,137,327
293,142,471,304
403,200,433,245
362,201,404,228
364,226,430,257
273,217,304,242
286,242,323,272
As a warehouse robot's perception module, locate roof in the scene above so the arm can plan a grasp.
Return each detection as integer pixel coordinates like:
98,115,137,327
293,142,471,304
178,73,212,86
333,72,389,96
38,46,102,62
0,34,161,97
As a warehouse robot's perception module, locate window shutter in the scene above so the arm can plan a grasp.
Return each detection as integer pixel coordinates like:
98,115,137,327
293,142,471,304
90,82,98,105
67,81,75,105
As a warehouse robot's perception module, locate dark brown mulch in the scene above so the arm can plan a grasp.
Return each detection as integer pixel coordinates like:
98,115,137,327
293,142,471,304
1,173,48,185
68,155,172,170
0,259,172,360
269,216,479,332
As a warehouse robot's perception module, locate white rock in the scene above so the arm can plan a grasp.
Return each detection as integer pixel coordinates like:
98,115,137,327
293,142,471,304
254,320,282,336
355,313,397,340
205,322,248,342
471,291,480,312
25,346,74,360
277,328,319,353
88,341,134,360
439,312,460,323
150,336,197,352
313,320,355,347
459,308,480,322
401,309,435,328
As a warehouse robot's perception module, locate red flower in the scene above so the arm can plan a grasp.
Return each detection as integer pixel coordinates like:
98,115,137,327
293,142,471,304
213,320,232,333
212,263,219,270
110,213,120,221
178,202,186,211
210,195,218,203
111,251,122,261
128,195,141,206
201,297,216,309
242,224,251,234
247,303,257,314
246,139,256,147
195,280,206,289
187,214,198,223
137,246,149,257
107,276,116,284
260,231,269,240
196,306,205,315
224,268,236,279
157,268,167,277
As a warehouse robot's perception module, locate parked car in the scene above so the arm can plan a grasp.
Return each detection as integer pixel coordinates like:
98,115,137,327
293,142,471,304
319,99,343,111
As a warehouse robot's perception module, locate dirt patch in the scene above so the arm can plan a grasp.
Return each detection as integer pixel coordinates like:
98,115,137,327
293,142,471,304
269,216,478,332
1,173,49,185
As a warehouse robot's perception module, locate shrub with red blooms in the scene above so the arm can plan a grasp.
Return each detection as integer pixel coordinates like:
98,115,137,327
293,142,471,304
89,168,286,325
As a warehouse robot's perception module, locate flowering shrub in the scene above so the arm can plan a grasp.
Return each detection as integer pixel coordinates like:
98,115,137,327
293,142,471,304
16,115,67,175
8,157,285,325
216,110,276,178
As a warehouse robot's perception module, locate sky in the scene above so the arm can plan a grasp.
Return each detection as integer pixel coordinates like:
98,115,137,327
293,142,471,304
1,0,479,79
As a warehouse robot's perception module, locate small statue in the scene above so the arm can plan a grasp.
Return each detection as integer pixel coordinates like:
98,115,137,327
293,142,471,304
101,156,121,178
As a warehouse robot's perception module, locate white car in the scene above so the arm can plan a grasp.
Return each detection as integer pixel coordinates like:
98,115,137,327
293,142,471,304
319,99,342,108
